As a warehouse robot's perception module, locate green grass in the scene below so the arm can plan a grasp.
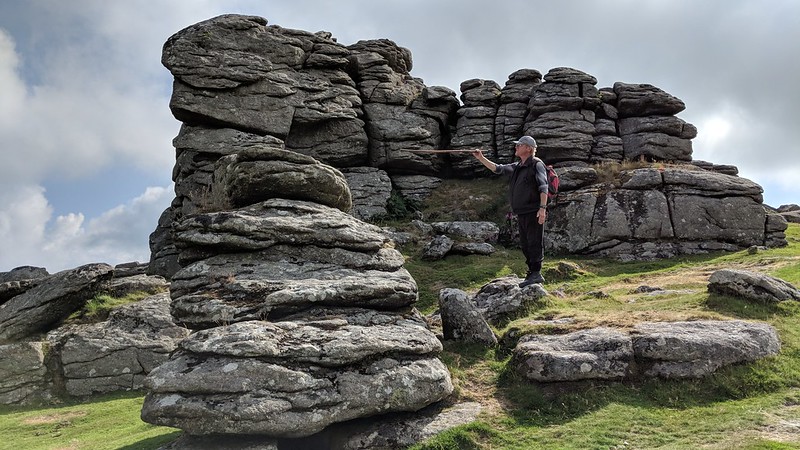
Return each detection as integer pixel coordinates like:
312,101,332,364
0,392,179,450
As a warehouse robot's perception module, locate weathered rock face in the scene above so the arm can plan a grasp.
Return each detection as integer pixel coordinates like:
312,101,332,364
143,14,453,440
163,15,368,165
512,320,780,382
513,328,634,382
143,310,451,437
47,293,190,397
0,341,49,405
632,320,780,378
546,166,786,258
342,167,392,220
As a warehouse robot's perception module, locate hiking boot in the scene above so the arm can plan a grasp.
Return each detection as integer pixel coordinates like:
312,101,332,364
519,272,545,288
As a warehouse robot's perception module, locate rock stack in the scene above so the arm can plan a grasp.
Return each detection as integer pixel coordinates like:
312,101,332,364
523,67,601,165
495,69,543,162
140,14,452,443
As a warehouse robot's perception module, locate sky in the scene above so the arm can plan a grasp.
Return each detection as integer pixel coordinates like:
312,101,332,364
0,0,798,273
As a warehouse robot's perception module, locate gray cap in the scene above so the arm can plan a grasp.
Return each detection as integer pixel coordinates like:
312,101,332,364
513,135,537,147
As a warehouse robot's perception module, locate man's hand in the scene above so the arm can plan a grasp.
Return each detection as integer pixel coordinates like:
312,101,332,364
537,208,546,224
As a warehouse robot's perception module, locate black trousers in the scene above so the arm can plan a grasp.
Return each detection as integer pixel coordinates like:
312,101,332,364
517,212,544,274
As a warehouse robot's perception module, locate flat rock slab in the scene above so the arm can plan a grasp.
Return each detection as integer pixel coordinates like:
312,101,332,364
513,320,781,382
512,328,633,382
169,247,416,328
632,320,781,378
708,269,800,303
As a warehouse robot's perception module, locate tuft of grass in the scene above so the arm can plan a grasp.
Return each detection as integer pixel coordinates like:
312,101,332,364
65,291,153,325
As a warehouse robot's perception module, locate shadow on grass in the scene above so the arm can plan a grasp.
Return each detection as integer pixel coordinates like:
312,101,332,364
118,432,181,450
704,293,799,320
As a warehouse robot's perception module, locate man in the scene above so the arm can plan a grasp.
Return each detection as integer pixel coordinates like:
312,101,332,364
472,135,548,288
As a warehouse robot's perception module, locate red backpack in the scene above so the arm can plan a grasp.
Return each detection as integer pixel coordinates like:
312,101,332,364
534,157,559,201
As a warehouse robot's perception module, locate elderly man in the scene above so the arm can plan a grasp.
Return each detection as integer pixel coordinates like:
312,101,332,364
472,135,548,287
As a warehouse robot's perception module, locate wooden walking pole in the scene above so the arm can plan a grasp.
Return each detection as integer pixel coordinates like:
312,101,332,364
403,148,485,154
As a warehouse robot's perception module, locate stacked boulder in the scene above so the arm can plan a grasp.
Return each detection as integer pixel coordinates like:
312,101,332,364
591,88,624,163
614,82,696,162
141,15,453,443
495,69,543,162
347,39,458,175
449,79,502,176
522,67,601,165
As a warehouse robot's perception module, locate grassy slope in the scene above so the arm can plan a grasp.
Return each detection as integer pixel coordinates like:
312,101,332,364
2,178,798,449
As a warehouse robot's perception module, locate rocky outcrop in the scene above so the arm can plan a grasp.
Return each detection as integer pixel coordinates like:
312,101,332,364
547,166,788,258
148,14,788,271
0,263,113,344
708,269,800,302
347,39,457,175
512,320,780,382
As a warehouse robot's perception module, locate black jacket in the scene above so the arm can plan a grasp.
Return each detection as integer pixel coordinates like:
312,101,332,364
494,156,549,215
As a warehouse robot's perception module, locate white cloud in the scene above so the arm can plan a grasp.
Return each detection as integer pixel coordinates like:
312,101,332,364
0,184,173,273
0,29,26,122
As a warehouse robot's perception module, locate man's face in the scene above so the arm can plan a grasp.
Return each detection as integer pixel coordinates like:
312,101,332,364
515,143,533,159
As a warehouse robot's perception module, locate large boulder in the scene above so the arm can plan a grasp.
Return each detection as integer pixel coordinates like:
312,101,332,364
438,288,497,346
209,147,353,212
471,276,548,325
142,309,452,437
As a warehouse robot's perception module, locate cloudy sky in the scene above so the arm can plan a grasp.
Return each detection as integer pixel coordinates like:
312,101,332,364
0,0,797,273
